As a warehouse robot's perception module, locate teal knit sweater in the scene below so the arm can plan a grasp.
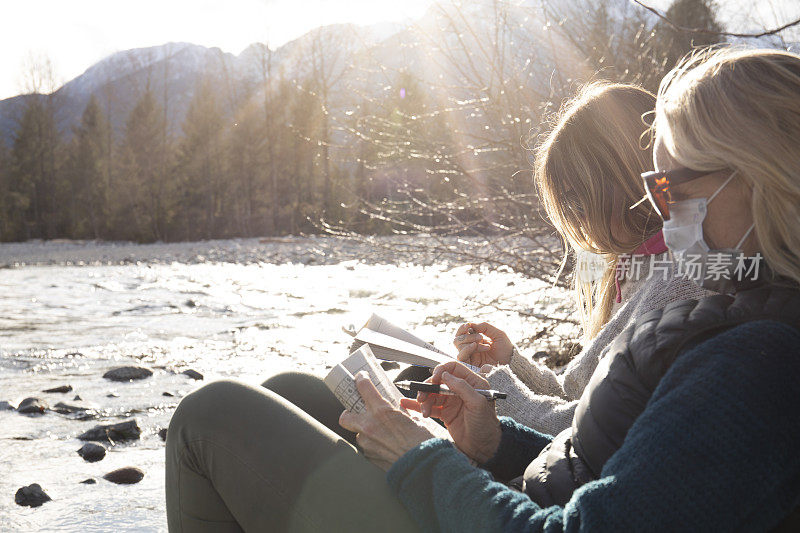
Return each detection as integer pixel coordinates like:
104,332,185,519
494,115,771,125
387,320,800,532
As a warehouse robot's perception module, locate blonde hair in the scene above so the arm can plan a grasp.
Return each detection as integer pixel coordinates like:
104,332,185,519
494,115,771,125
535,82,660,339
655,47,800,287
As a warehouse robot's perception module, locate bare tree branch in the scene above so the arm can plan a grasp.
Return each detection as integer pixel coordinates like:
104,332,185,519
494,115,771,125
631,0,800,38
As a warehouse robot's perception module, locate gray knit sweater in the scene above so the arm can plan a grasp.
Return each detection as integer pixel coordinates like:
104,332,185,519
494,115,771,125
485,253,713,436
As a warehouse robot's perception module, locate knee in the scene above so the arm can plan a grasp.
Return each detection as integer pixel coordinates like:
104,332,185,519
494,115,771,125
261,371,317,394
169,380,249,437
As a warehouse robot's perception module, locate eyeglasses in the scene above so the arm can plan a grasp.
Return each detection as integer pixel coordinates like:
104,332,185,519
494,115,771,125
640,167,718,220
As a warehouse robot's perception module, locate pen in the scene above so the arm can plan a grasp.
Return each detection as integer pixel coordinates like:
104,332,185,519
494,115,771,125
395,380,507,400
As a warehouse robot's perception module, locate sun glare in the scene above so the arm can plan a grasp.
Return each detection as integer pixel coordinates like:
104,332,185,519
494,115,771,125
0,0,434,100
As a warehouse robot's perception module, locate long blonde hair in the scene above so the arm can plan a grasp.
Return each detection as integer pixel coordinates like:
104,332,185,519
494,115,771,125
655,47,800,287
535,82,660,339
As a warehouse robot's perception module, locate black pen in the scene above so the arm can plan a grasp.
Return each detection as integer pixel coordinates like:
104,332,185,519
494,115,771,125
395,380,507,400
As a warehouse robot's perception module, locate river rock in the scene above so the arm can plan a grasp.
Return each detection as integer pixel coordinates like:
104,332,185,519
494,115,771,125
181,369,203,380
103,366,153,382
380,361,401,371
78,419,141,443
42,384,72,393
73,394,82,401
103,467,144,485
158,428,168,441
15,484,51,507
80,478,97,484
77,443,106,462
162,392,174,397
0,400,15,411
53,401,94,414
17,397,48,415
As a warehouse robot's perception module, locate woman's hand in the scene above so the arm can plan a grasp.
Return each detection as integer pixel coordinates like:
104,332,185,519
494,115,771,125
339,372,439,471
401,361,501,465
453,322,514,368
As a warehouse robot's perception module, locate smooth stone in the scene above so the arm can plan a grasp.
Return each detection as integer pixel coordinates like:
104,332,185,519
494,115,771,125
15,484,51,507
78,419,141,443
17,397,48,415
103,467,144,485
73,395,82,401
80,478,97,484
42,385,72,393
380,361,401,371
0,400,15,411
158,428,168,441
181,369,203,380
77,443,106,463
106,392,120,398
162,392,174,397
103,366,153,382
53,401,95,414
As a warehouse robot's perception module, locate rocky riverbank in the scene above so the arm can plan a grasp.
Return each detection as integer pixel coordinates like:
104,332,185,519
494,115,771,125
0,237,575,531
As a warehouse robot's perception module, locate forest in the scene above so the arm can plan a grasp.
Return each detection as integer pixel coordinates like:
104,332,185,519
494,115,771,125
0,0,792,257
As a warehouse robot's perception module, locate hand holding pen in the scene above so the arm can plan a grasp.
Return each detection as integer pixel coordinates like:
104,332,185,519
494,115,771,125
399,360,503,464
396,380,507,400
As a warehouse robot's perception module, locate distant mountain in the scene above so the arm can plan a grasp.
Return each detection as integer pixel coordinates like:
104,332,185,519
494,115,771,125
0,20,404,147
0,0,794,149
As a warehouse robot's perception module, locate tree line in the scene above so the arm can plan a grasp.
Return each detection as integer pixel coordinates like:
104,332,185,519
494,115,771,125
0,0,780,248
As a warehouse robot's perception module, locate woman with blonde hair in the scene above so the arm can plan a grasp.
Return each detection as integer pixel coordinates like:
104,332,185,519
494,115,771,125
164,81,714,531
342,46,800,531
454,81,709,436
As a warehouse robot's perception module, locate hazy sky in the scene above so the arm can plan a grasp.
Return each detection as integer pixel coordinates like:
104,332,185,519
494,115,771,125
2,0,798,101
0,0,435,100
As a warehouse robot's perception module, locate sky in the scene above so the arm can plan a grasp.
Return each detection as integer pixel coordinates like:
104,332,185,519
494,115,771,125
2,0,797,101
0,0,436,100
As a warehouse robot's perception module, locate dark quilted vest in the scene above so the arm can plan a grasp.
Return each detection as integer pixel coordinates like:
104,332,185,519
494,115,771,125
521,285,800,529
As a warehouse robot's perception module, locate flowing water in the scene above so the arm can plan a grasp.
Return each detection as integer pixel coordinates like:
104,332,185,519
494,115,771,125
0,240,573,531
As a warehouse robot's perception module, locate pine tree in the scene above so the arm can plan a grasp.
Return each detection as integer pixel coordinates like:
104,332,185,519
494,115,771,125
287,80,323,234
176,78,225,239
227,102,265,236
117,89,173,241
0,139,12,240
658,0,723,70
67,95,112,238
9,96,64,240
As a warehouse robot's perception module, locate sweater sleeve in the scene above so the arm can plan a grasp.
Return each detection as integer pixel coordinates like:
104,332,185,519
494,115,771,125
479,417,553,483
505,348,569,399
387,320,800,533
484,366,578,436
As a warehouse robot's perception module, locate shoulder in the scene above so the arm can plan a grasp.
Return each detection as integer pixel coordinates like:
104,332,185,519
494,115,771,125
612,256,711,329
685,318,799,360
633,255,713,312
658,319,800,399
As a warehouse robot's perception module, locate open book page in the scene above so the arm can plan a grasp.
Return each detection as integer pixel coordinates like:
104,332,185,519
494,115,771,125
361,314,452,357
324,345,404,413
324,345,449,438
353,313,457,368
354,328,454,368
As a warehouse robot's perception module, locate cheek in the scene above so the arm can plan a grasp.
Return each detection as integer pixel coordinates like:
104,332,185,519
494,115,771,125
704,183,754,249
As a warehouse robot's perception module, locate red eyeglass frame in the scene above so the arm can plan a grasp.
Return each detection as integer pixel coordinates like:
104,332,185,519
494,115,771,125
640,167,719,221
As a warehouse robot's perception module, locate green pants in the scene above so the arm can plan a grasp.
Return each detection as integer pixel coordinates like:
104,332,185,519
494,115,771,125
165,374,420,532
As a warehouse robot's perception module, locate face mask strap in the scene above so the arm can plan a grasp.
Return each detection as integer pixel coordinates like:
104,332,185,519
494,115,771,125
735,223,755,250
707,170,738,205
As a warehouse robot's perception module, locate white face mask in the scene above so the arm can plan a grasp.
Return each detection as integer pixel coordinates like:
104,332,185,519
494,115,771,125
662,170,755,293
